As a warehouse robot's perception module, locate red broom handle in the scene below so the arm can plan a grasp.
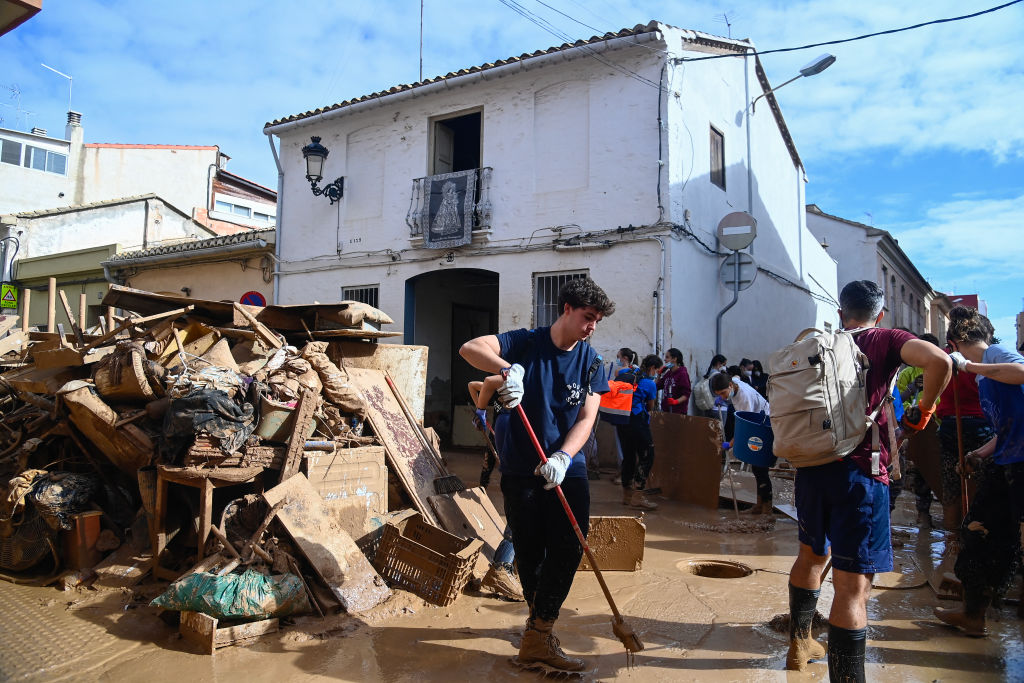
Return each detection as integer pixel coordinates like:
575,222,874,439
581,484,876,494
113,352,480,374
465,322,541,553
514,403,623,620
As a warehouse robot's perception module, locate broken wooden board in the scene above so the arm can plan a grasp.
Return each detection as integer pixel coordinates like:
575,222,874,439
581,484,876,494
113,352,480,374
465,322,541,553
332,342,428,421
0,314,20,338
428,487,506,577
263,473,391,613
304,445,388,540
180,610,279,655
346,366,443,526
648,414,723,509
578,516,645,572
3,363,87,394
0,330,28,357
31,344,115,370
91,543,152,589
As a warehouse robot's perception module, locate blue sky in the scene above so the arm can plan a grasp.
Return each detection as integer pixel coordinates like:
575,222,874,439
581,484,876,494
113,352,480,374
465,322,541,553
2,1,1021,341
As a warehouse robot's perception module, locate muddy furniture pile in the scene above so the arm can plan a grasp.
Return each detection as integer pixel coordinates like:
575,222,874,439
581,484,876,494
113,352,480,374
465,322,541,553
0,285,508,652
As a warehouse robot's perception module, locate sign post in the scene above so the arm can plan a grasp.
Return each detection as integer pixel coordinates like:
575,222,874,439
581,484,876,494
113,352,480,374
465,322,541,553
714,212,757,355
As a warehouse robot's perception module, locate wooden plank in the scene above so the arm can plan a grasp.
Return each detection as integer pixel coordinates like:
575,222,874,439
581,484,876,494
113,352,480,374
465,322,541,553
333,342,428,421
92,543,152,589
262,474,391,613
578,516,646,572
31,345,85,369
58,289,85,346
20,289,30,333
180,610,217,654
429,487,506,577
278,391,319,482
47,277,56,333
233,302,283,349
0,314,19,338
79,292,87,331
0,330,28,357
648,413,723,509
214,617,279,647
346,366,444,525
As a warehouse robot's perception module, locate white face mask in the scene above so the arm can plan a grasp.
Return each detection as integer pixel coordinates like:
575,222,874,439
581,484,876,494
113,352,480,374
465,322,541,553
729,387,737,399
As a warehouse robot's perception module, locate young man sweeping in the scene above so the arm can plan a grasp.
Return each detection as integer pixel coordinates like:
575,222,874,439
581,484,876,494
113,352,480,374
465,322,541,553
459,276,614,672
785,280,951,681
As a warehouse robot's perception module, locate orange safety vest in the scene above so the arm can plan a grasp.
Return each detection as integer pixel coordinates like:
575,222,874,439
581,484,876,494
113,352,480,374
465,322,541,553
599,379,635,423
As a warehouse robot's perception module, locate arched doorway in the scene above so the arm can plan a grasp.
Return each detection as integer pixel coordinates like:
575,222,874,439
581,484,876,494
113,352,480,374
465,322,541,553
404,268,498,445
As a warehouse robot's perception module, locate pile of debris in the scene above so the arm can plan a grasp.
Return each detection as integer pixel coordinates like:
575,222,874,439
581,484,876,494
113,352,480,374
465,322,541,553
0,285,506,652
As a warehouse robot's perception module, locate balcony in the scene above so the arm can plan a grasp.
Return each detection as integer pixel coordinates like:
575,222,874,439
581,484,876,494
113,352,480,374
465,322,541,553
406,167,492,248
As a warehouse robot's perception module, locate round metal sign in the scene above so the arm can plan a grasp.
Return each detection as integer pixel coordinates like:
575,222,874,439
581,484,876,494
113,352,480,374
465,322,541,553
240,291,267,307
717,211,757,251
719,252,757,290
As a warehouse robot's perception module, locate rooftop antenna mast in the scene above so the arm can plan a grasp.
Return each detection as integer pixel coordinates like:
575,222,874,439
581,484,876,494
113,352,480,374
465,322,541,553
41,63,72,112
713,12,736,39
419,0,424,81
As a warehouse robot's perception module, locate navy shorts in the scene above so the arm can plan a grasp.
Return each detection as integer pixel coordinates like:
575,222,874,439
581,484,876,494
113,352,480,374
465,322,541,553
795,459,893,574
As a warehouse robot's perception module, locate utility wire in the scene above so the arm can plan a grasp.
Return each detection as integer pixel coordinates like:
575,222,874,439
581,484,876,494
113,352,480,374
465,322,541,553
678,0,1023,62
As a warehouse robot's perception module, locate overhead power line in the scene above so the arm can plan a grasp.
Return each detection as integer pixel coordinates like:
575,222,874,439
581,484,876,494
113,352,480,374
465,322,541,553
677,0,1024,62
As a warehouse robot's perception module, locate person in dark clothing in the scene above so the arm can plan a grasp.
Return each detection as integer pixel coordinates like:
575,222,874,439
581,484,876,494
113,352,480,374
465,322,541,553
617,355,661,510
785,280,951,682
459,276,614,672
703,354,727,379
750,359,768,399
657,347,691,414
934,306,1024,636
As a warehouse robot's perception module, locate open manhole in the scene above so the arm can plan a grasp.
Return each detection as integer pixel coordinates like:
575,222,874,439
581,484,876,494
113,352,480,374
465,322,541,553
680,559,753,579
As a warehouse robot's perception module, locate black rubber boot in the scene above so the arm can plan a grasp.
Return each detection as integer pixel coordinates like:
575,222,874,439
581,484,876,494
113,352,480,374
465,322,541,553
827,624,867,683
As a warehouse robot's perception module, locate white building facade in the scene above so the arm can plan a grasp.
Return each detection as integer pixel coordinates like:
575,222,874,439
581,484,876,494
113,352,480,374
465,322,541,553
264,22,838,431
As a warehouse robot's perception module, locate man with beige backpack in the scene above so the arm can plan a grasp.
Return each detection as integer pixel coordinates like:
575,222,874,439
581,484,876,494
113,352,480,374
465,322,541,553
769,280,951,682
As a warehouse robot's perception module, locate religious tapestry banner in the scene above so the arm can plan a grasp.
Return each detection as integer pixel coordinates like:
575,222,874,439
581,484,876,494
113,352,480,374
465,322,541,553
420,169,476,249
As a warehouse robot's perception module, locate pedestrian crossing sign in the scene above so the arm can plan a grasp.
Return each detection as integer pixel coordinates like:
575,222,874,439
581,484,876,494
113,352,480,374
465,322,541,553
1,284,18,309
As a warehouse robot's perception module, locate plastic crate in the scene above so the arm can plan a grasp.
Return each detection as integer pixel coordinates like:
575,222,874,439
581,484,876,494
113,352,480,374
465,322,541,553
373,512,483,606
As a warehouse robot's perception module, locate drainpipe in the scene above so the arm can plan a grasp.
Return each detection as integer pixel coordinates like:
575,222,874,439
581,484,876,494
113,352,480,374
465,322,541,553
744,51,755,255
142,199,150,249
265,132,284,305
638,236,667,355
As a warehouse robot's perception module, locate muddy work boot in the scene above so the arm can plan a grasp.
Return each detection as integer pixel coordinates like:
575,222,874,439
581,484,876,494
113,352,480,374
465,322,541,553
916,510,933,530
934,606,988,637
516,617,586,672
480,563,524,601
745,497,766,515
786,583,826,671
628,489,658,510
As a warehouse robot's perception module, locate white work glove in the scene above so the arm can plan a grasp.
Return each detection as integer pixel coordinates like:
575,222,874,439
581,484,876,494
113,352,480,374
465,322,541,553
496,364,525,408
535,450,571,490
949,351,969,373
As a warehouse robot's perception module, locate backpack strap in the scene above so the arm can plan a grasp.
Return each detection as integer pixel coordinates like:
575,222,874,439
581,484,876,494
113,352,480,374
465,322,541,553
794,328,823,342
866,373,901,477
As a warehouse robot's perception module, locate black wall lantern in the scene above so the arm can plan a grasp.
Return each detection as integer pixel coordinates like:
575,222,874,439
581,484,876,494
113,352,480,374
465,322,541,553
301,136,344,204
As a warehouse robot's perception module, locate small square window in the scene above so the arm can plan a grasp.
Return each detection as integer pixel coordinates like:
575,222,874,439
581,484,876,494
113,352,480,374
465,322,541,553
24,146,46,171
534,271,587,328
342,285,379,309
710,126,725,190
1,139,21,165
45,151,66,175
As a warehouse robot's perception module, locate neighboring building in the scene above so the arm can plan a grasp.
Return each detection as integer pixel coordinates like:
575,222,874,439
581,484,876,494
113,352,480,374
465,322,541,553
947,293,988,316
806,204,939,334
0,110,277,328
0,0,41,37
103,228,275,305
263,22,838,436
3,194,212,329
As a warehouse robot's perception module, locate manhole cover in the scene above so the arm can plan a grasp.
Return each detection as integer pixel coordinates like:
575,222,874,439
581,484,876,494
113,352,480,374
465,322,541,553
679,559,753,578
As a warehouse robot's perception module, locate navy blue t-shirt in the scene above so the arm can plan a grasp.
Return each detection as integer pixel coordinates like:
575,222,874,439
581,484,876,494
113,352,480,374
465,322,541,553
496,327,608,478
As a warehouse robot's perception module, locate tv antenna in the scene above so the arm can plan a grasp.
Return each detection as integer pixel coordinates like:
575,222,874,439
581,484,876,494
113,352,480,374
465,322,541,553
41,63,73,112
713,12,738,39
0,84,35,129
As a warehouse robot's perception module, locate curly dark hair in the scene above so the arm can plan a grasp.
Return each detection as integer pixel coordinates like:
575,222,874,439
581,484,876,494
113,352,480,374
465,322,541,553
558,277,615,316
641,354,663,373
946,305,994,345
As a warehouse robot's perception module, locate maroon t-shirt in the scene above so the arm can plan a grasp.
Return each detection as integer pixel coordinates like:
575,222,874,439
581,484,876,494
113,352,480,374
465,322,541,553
847,327,916,483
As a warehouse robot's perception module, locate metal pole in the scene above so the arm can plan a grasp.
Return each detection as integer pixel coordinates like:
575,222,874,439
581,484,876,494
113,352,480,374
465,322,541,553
715,251,741,355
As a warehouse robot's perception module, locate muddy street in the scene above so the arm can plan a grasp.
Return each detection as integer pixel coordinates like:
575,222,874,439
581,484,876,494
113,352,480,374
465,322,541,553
1,449,1020,682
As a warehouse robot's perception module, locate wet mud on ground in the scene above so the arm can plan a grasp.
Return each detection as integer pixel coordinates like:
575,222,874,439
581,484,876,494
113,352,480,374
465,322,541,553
1,449,1021,682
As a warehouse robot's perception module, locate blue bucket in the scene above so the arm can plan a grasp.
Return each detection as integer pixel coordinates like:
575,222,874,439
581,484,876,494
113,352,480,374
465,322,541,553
733,411,776,467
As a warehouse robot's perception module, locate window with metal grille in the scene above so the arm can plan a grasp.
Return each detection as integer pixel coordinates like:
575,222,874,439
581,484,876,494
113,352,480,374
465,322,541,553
342,285,379,309
710,125,725,190
533,271,588,328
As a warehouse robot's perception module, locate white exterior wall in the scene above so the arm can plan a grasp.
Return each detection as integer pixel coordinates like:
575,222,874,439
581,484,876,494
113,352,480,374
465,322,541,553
660,28,837,367
273,25,836,371
80,146,218,214
806,210,879,289
0,130,73,214
17,199,202,261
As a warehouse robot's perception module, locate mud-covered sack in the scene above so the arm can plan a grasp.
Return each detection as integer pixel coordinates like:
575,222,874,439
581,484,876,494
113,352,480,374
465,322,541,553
159,389,256,464
300,342,365,414
150,568,310,619
30,472,100,530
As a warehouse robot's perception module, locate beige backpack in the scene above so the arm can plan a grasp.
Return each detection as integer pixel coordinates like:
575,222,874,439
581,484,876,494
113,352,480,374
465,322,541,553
767,328,897,474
